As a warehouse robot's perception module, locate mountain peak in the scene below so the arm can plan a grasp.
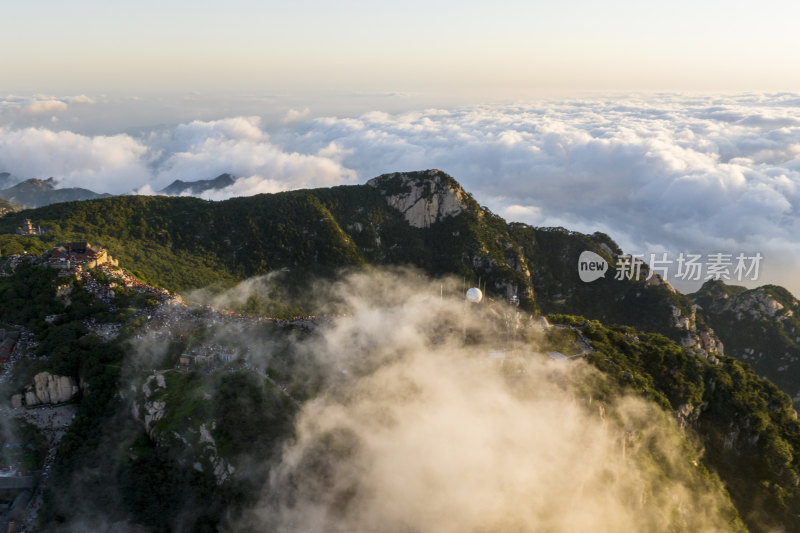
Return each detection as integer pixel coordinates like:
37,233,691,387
19,177,58,190
0,178,109,207
160,173,236,196
367,169,470,228
693,280,794,322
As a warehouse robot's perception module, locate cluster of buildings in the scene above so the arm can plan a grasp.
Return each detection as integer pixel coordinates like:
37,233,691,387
2,241,120,279
178,345,239,367
47,242,118,271
15,219,45,236
46,243,171,302
2,240,170,310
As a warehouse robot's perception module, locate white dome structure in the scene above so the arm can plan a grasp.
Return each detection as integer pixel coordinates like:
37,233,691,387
466,287,483,303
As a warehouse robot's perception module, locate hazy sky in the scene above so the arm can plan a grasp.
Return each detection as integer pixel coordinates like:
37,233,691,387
3,2,800,294
4,0,800,97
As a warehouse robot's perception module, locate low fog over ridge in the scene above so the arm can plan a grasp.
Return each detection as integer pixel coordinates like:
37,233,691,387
107,268,744,532
2,93,800,293
203,270,740,532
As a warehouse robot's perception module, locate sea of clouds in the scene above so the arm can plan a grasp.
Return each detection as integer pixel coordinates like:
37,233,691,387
1,92,800,293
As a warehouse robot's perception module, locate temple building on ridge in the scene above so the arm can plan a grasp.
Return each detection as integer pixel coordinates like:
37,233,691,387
16,219,46,236
49,242,118,269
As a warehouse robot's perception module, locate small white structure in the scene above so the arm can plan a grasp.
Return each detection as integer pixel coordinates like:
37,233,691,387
466,287,483,303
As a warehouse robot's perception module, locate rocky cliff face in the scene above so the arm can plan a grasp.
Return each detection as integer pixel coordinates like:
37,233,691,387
11,372,79,407
670,304,724,361
134,372,167,440
693,280,800,406
367,169,469,228
694,281,795,319
131,371,235,485
721,288,788,320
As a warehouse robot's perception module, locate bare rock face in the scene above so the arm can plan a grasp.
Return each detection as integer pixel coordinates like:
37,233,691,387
35,372,79,404
14,372,79,407
136,373,168,440
198,423,235,484
25,391,39,406
673,305,724,356
676,402,704,428
695,282,795,322
725,289,786,320
132,372,235,485
367,169,469,228
698,329,725,356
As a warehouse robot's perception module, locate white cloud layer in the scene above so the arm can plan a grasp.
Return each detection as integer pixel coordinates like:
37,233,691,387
275,94,800,293
0,114,357,196
151,117,356,194
0,94,96,116
25,99,68,114
0,127,150,192
2,93,800,293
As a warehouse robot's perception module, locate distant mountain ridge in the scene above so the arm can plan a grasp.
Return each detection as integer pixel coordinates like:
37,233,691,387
0,171,241,208
158,173,236,196
5,168,798,408
0,169,793,368
0,170,706,342
0,178,110,208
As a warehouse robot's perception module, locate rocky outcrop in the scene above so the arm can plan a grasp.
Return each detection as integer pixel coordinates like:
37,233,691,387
725,289,787,320
132,371,235,485
694,282,794,322
35,372,78,403
697,329,724,356
195,423,235,484
133,373,168,440
645,272,677,293
676,402,705,428
11,372,79,407
691,280,800,407
672,305,696,333
672,305,724,356
367,169,469,228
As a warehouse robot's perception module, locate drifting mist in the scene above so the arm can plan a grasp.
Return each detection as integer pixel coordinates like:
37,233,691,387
208,270,741,532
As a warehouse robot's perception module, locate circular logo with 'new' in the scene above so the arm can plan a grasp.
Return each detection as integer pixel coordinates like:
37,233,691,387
578,251,608,283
